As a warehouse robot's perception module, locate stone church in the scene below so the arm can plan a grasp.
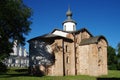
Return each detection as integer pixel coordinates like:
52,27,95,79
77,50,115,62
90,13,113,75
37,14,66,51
28,8,108,76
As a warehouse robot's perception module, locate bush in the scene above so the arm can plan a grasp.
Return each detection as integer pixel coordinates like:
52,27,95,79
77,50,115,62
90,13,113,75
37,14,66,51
117,63,120,70
0,62,7,73
108,63,117,70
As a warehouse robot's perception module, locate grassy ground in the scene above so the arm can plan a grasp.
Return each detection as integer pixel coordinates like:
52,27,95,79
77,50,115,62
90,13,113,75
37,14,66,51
0,68,120,80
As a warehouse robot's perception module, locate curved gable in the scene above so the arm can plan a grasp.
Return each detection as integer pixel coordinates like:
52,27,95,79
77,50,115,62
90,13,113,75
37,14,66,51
98,36,108,47
74,28,93,37
80,35,108,46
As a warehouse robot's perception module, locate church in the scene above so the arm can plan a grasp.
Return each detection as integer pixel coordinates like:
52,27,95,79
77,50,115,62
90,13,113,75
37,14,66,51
28,8,108,76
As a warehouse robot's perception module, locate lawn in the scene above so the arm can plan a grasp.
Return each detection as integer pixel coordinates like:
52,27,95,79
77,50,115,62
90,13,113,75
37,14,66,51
0,68,120,80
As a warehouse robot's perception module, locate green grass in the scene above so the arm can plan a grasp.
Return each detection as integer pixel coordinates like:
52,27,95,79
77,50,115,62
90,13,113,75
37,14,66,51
0,69,120,80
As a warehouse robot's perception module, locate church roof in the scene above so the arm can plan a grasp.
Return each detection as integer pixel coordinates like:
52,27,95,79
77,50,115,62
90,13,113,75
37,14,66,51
80,35,108,45
52,28,93,35
28,34,57,42
28,32,73,42
28,28,93,42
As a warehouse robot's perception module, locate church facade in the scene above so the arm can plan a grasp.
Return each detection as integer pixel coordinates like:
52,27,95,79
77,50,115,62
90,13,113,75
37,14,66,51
28,8,108,76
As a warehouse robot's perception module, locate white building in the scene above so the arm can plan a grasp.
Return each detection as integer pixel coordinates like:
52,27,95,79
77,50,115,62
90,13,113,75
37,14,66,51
4,41,29,68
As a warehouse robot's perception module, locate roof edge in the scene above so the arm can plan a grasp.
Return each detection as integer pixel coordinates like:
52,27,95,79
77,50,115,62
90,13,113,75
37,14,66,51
80,35,108,46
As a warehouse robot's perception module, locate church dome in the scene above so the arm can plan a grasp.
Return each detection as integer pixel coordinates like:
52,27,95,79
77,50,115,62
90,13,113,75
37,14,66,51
62,7,77,31
66,8,72,17
63,8,77,25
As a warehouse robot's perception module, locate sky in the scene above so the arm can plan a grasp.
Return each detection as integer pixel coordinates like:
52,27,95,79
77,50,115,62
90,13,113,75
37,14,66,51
23,0,120,51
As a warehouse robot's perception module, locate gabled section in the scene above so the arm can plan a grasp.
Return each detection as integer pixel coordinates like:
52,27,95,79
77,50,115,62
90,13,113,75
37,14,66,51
74,28,93,37
80,35,108,45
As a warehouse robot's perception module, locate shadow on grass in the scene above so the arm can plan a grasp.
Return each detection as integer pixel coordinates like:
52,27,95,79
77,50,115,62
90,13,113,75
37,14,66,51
14,69,28,72
0,73,43,78
97,78,120,80
0,69,43,78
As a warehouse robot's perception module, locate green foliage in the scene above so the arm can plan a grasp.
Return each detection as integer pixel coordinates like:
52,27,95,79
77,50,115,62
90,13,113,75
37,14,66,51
0,0,32,60
117,63,120,70
107,46,118,70
107,44,120,70
0,62,7,73
117,43,120,70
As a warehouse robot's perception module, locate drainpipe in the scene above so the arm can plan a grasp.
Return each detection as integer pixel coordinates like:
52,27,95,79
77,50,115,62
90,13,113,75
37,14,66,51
62,39,65,76
73,33,77,75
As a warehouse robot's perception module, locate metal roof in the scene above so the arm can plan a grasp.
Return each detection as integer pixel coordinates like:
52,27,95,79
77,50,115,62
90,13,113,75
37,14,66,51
80,35,108,45
52,28,93,36
28,32,73,42
28,28,93,42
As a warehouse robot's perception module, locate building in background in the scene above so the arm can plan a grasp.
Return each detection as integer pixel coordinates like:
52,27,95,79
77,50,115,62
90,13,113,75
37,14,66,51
3,40,29,68
28,8,108,76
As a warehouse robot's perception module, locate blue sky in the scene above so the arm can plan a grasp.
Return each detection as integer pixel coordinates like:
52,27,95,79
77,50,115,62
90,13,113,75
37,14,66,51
23,0,120,51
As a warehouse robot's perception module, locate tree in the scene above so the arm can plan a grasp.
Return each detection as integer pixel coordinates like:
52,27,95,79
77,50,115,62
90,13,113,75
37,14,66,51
107,46,118,70
0,0,32,61
117,43,120,70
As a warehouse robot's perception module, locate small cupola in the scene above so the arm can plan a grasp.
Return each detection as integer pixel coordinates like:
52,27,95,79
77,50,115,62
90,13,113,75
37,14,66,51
63,8,77,32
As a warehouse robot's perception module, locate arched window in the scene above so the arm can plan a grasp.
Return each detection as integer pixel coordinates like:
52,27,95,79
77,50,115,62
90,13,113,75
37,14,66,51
98,47,102,66
98,47,102,57
66,45,67,52
66,56,70,63
66,45,70,53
